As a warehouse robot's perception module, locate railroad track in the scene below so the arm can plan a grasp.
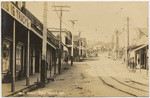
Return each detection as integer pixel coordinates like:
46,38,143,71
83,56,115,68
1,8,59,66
98,76,137,97
91,63,149,97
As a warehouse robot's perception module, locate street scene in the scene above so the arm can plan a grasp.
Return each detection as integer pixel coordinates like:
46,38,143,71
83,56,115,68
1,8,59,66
21,53,149,97
1,1,149,97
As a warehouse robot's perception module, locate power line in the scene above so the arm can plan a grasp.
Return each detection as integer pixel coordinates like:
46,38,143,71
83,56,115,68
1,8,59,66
52,3,70,73
62,20,72,29
109,3,129,30
52,2,81,34
52,2,72,30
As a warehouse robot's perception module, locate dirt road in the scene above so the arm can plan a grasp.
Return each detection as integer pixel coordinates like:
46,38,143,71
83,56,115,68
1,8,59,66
22,53,149,97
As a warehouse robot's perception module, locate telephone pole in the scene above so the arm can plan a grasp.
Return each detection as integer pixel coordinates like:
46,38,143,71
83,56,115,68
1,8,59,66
146,17,148,76
126,17,130,67
116,30,119,59
41,2,47,87
112,35,114,50
68,20,78,65
52,5,70,73
78,31,81,59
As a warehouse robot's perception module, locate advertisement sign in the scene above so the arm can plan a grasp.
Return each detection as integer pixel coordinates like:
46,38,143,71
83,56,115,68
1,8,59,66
1,2,31,29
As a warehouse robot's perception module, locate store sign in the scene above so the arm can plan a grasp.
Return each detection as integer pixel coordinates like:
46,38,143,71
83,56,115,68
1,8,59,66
1,2,31,29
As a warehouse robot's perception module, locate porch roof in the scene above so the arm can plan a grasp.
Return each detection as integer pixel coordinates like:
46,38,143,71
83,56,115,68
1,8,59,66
131,44,148,53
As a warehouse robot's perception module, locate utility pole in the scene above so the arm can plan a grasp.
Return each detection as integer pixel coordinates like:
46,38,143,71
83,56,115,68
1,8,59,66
112,35,114,50
116,30,119,59
68,20,78,65
78,31,81,59
146,17,148,76
11,20,15,92
52,5,70,73
147,17,149,28
41,2,47,87
126,17,130,67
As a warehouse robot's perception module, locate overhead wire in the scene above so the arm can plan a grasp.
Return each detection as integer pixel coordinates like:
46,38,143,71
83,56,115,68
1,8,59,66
52,2,73,30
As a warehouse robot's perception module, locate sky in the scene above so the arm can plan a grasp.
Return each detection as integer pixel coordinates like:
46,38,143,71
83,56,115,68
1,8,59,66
26,1,148,44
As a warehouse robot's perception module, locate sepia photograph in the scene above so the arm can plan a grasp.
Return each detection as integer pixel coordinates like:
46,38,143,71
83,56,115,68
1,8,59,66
1,0,149,97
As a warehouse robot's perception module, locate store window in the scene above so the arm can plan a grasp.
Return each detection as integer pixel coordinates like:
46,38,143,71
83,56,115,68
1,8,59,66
2,43,10,73
2,41,11,83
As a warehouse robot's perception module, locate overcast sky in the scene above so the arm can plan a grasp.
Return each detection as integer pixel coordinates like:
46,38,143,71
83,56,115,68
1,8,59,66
26,1,148,44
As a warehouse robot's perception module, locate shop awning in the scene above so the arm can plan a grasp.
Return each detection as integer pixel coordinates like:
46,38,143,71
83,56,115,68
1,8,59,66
132,44,148,52
130,44,148,58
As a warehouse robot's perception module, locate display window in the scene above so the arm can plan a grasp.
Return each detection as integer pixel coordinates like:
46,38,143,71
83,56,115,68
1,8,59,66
2,42,10,73
2,40,11,83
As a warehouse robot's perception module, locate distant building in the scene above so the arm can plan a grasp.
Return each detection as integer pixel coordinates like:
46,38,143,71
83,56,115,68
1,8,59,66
80,38,87,58
49,29,72,66
72,35,87,61
73,35,80,61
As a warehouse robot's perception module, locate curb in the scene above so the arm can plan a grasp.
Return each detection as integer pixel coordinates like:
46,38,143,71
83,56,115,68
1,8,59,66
6,82,39,97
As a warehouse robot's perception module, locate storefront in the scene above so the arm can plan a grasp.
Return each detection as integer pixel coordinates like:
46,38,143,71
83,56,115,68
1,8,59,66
47,45,57,77
130,44,149,69
135,45,148,69
30,31,42,76
2,2,31,84
22,5,59,79
2,2,63,93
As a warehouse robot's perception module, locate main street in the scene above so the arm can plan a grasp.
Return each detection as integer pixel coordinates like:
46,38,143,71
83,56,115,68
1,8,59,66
23,53,149,97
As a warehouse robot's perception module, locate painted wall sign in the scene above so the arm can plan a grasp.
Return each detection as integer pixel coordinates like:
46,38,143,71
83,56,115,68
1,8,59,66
1,2,31,29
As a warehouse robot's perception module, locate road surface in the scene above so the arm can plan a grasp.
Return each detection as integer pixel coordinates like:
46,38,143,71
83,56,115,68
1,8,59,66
22,53,149,97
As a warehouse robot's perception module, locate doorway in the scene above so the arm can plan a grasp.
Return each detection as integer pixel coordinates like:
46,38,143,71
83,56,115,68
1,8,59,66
15,43,24,80
35,50,40,73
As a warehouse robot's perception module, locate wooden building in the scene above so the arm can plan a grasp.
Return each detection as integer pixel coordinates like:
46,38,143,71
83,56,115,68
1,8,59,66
1,2,60,92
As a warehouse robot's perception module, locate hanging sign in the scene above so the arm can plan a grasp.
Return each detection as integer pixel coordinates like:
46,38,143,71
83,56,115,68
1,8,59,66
1,2,31,29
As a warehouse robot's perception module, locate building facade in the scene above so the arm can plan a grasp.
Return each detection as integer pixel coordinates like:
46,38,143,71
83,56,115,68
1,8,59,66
1,2,61,93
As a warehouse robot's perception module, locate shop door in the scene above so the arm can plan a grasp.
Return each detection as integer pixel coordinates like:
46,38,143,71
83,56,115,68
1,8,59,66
30,49,33,75
35,50,39,73
16,44,23,80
